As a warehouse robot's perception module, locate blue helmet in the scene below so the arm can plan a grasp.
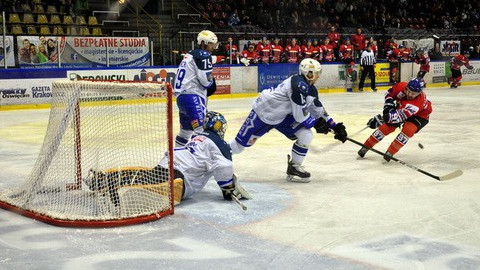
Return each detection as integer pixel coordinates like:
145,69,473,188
204,111,227,139
407,78,424,92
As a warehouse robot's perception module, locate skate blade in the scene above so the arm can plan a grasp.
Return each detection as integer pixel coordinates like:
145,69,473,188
286,175,311,183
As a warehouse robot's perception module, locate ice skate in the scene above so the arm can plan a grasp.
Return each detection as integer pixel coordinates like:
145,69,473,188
383,151,393,162
286,155,311,183
357,146,369,158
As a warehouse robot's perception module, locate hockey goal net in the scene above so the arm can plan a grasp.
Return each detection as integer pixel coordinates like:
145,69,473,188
0,80,174,227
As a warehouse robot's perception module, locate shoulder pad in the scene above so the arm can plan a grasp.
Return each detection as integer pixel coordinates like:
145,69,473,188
191,49,211,59
203,130,232,161
291,75,309,94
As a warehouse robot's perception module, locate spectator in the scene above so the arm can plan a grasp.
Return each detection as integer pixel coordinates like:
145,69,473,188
228,9,241,26
471,45,480,59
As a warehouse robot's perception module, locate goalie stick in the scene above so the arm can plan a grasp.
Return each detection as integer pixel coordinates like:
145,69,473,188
346,137,463,181
231,193,247,211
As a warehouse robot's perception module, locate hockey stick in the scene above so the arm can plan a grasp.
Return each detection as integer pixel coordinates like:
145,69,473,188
231,194,247,211
346,137,462,181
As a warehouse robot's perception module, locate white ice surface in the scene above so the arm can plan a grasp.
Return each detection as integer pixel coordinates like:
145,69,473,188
1,86,480,269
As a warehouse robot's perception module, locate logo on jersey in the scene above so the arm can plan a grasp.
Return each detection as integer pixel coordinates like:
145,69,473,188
191,119,199,129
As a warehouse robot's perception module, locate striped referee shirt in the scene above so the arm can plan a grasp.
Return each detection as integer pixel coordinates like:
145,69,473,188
360,50,376,66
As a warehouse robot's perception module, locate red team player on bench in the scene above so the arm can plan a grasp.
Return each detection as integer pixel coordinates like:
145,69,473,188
358,78,432,161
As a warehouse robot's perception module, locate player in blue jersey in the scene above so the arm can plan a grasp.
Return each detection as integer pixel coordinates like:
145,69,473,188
173,30,219,147
85,111,251,206
229,58,348,182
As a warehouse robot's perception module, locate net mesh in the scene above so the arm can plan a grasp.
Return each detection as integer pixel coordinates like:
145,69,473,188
0,80,174,227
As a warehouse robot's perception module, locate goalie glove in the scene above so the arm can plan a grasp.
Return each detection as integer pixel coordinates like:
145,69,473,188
220,174,252,200
240,58,250,66
367,114,384,129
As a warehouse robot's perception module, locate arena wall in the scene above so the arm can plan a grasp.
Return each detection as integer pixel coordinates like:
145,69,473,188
1,61,479,108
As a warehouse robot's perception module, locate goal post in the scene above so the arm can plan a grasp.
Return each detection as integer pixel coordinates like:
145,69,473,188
0,80,175,227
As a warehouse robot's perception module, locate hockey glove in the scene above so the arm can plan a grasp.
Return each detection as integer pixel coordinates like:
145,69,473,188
221,174,252,201
333,122,347,143
301,115,316,129
314,117,330,134
206,78,217,97
383,98,396,120
367,114,384,129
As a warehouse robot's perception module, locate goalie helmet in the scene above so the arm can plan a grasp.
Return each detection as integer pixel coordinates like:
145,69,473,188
197,30,219,49
299,58,322,80
204,111,227,139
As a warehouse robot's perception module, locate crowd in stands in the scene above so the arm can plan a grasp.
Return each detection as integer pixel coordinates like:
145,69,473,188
1,0,99,36
194,0,480,32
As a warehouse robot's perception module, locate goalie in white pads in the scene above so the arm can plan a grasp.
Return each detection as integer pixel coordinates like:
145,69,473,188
229,58,348,182
85,111,251,206
173,30,220,147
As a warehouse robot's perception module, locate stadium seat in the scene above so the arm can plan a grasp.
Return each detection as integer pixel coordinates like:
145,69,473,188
50,15,61,24
52,26,65,35
76,16,87,25
80,26,91,36
33,4,45,14
11,25,24,35
23,14,35,24
8,14,21,24
67,26,78,36
21,4,32,13
27,26,38,35
47,5,58,14
92,27,103,36
88,16,99,26
63,15,74,25
37,14,49,24
32,0,42,4
40,26,52,35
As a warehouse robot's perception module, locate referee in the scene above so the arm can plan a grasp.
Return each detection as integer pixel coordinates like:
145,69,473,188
358,42,377,92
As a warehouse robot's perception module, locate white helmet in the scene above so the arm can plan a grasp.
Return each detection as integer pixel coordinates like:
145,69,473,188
299,58,322,80
197,30,219,49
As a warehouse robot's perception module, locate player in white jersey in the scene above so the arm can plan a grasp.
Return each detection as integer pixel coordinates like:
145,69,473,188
174,30,219,147
85,111,251,205
229,59,348,182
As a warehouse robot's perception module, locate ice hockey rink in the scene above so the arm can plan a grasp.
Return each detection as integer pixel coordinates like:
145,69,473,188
1,85,480,270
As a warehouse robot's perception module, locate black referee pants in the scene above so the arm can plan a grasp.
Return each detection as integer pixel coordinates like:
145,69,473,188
359,65,375,89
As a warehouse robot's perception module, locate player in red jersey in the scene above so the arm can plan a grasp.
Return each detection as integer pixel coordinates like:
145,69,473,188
301,39,315,58
328,26,341,50
351,28,365,60
399,44,412,61
240,43,259,66
358,78,432,161
224,37,239,63
365,37,378,57
285,38,301,63
413,48,430,78
448,51,474,88
320,37,334,62
311,39,322,61
271,37,284,63
339,38,356,80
